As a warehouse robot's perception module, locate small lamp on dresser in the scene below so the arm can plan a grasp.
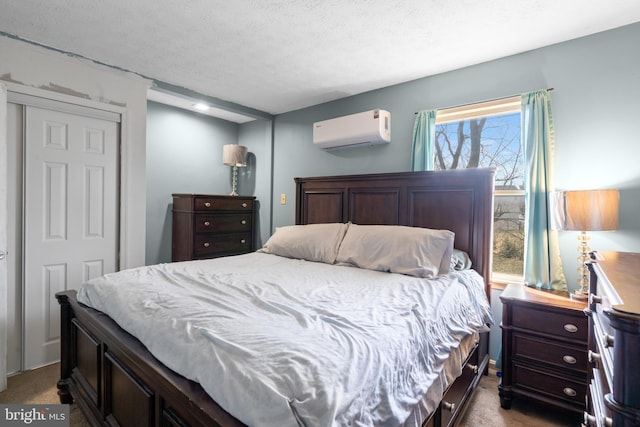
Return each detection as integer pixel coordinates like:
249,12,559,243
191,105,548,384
550,189,619,300
222,144,248,196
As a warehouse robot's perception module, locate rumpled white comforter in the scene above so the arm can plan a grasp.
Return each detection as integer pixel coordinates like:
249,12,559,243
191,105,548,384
77,252,492,427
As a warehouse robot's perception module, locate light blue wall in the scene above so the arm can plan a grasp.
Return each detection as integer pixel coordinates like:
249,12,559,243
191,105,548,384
146,101,240,265
238,118,274,248
145,102,273,265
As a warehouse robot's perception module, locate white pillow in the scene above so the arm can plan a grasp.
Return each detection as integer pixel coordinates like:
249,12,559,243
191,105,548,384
335,224,454,278
451,249,472,271
258,223,349,264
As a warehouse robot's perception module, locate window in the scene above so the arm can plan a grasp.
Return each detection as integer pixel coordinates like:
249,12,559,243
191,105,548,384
433,96,524,282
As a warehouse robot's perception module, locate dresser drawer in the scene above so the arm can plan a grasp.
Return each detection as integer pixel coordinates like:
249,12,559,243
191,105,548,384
585,367,612,427
194,233,252,257
194,214,253,233
513,333,587,374
513,364,587,406
194,197,253,212
512,305,588,341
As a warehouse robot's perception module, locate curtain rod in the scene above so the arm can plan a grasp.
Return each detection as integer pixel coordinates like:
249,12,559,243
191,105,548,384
414,88,554,114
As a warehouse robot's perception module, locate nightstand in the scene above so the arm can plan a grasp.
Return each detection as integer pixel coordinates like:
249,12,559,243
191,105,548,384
499,283,588,414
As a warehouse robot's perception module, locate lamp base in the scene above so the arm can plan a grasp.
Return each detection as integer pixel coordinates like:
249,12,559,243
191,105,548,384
570,288,589,300
229,165,239,196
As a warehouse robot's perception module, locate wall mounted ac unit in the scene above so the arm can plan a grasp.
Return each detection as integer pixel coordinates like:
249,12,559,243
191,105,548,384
313,109,391,150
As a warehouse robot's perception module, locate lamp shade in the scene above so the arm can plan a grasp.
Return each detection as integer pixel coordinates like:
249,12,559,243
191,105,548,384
222,144,248,167
551,189,619,231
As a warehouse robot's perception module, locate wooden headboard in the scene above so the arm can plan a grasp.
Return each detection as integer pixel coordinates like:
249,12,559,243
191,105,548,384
295,168,495,296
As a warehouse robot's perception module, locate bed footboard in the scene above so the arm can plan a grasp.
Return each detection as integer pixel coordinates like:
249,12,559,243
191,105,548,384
56,290,246,427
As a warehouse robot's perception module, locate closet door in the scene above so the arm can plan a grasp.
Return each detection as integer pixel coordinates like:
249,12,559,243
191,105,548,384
23,105,118,369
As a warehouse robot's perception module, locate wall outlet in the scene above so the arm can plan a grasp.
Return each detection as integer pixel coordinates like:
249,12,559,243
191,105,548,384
280,194,286,204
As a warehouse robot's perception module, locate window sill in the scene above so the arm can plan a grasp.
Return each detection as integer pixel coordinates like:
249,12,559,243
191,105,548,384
490,280,572,299
490,281,508,291
490,280,524,291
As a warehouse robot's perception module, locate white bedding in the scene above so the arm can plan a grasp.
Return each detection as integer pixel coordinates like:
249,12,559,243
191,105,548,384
77,252,492,427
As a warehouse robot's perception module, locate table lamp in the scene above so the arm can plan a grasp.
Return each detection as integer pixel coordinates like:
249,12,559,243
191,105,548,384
222,144,247,196
551,189,619,299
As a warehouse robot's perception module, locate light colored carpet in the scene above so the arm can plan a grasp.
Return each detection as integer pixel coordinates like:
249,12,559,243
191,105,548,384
0,363,90,427
1,364,580,426
459,370,580,426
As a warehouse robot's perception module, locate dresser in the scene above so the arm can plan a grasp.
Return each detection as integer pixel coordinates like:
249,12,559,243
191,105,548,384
172,194,255,261
499,283,588,415
584,251,640,427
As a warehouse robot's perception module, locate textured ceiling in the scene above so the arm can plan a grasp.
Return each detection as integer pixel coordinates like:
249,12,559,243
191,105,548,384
2,0,640,117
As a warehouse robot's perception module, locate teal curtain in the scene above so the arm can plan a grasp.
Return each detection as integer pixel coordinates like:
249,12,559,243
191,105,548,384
521,90,567,290
410,109,437,171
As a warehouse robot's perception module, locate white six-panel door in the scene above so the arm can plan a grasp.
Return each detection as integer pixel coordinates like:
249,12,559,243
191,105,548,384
23,105,118,369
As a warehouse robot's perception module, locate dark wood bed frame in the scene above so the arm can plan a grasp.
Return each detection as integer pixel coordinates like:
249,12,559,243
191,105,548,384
56,168,495,427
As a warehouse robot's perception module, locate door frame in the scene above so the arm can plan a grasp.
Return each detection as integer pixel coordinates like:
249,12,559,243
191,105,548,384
1,84,7,390
0,81,131,376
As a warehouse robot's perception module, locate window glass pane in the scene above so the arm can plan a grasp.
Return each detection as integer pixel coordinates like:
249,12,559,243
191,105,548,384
494,194,524,276
434,109,524,279
434,112,523,190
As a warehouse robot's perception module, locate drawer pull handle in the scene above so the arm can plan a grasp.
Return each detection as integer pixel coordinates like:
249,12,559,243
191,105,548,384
563,387,576,397
204,202,211,208
203,242,210,248
563,323,578,333
204,221,211,227
241,220,247,225
583,412,596,427
240,239,246,244
588,350,601,364
590,294,603,305
242,203,248,208
583,413,612,427
603,334,614,348
562,355,577,365
466,364,479,374
441,401,455,413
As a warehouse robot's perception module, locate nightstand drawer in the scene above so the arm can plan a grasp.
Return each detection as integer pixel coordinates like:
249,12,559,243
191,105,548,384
513,364,587,406
513,333,587,374
512,305,588,341
194,214,253,233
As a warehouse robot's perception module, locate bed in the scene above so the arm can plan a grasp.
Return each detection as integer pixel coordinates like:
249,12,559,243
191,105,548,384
56,167,495,427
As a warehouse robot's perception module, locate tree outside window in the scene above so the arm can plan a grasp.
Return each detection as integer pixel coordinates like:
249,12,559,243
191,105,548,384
433,99,524,281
